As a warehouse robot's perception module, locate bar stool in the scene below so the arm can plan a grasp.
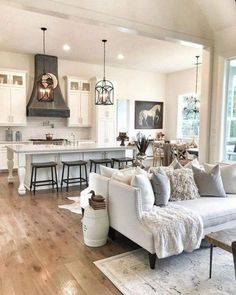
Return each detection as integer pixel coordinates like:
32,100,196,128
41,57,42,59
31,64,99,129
89,159,113,173
30,162,58,195
111,157,134,169
61,160,88,192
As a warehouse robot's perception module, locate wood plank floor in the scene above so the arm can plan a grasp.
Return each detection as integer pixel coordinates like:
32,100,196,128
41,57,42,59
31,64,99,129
0,172,137,295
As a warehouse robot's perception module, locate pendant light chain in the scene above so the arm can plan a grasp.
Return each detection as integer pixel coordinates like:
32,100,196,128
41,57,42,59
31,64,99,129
103,40,107,80
41,27,47,74
195,55,200,94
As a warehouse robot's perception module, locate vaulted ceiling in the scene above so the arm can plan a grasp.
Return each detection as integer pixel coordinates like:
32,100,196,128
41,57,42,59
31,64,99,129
0,0,235,73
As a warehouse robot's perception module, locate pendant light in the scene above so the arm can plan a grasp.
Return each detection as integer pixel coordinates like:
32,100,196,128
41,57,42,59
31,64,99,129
95,40,114,105
183,55,201,119
37,27,54,102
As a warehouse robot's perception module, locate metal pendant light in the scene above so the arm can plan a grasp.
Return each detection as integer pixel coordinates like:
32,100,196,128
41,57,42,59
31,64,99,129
95,40,114,105
183,55,201,119
37,27,54,102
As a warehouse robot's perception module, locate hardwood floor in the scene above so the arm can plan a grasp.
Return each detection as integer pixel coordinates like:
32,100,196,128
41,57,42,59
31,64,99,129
0,172,137,295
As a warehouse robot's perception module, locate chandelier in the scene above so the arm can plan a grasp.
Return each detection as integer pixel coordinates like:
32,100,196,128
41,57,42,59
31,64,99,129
37,27,54,102
183,55,201,119
95,40,114,105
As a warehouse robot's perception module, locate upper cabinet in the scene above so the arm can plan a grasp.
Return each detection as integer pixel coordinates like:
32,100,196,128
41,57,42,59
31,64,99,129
0,70,26,126
66,76,92,127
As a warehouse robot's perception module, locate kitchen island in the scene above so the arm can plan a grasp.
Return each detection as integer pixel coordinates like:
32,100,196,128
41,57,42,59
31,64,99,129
7,143,137,195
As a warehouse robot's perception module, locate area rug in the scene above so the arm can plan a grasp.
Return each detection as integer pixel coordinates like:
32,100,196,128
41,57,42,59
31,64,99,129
95,248,236,295
58,196,82,214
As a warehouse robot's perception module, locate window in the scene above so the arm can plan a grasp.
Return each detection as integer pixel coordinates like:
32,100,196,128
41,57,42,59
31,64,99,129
177,94,200,139
224,59,236,160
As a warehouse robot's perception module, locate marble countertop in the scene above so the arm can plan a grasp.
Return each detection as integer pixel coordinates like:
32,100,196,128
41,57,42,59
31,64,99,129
6,143,136,154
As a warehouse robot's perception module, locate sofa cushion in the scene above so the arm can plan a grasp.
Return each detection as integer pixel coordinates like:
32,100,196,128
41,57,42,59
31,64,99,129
184,158,200,169
163,168,199,201
131,174,155,212
175,195,236,228
150,170,170,206
100,166,118,178
192,165,226,197
204,163,236,194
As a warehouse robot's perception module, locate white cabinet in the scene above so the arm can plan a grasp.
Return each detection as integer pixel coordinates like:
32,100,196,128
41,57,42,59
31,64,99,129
66,76,92,127
0,70,26,126
96,103,116,145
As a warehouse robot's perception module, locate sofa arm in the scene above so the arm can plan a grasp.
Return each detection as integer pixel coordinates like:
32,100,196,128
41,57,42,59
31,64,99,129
109,180,155,253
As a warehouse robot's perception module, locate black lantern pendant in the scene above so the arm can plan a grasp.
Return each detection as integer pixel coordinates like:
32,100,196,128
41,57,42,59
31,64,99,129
95,40,114,105
38,27,54,102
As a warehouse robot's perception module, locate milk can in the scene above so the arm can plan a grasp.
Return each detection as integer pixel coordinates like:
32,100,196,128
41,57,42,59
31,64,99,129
82,205,109,247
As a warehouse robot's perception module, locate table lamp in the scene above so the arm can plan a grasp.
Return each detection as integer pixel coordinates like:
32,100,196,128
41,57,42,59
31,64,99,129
117,132,129,146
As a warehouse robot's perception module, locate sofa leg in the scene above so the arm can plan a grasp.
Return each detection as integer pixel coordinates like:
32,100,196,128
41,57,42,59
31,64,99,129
108,227,116,240
149,253,156,269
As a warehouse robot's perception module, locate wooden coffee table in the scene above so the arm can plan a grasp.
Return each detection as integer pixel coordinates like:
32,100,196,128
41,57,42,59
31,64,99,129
205,228,236,278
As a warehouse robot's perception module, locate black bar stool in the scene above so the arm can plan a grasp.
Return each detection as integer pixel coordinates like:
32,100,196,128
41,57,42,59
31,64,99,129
61,160,88,192
111,157,134,169
30,162,58,195
89,159,113,173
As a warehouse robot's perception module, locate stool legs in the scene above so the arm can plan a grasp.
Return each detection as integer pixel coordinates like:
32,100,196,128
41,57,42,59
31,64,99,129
61,163,65,189
30,165,58,195
66,165,70,192
54,166,58,192
84,164,88,186
61,163,88,191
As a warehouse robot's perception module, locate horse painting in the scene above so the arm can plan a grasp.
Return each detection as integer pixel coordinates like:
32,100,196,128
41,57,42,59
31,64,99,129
135,101,163,129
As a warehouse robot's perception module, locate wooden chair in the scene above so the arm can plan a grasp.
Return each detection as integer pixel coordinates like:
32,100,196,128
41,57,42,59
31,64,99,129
170,143,190,165
152,142,164,166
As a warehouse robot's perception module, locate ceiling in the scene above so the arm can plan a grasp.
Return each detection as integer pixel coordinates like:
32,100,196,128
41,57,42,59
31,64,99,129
195,0,236,32
0,3,203,74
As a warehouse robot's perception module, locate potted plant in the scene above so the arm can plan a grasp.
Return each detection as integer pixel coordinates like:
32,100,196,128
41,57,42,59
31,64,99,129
135,132,150,159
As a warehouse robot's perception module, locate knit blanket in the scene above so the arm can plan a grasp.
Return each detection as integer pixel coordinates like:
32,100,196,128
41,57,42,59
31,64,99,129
142,204,203,258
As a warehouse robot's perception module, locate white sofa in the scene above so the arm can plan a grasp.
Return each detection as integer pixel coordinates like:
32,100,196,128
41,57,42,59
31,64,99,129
81,172,236,269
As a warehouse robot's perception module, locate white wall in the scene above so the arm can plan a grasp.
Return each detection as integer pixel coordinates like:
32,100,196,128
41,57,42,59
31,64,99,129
165,67,202,140
0,51,166,142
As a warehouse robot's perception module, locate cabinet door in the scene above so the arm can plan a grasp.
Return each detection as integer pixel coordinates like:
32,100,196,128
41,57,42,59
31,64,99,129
97,118,115,145
10,87,26,125
80,92,92,126
0,87,11,124
97,104,115,119
68,92,80,126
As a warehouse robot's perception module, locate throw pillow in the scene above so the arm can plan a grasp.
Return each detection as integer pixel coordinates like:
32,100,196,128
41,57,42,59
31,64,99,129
184,158,200,169
204,163,236,194
163,168,200,201
111,166,148,185
192,165,226,197
100,165,118,178
169,158,183,169
150,170,170,206
131,174,155,211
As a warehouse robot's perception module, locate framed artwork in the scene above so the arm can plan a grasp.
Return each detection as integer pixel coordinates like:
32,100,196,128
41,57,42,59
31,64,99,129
135,101,163,129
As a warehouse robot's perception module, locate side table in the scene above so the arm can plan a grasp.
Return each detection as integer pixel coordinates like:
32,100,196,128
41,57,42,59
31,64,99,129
82,205,109,247
205,228,236,279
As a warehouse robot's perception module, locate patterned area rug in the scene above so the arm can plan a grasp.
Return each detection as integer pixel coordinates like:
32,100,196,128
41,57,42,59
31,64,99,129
95,248,236,295
58,196,81,214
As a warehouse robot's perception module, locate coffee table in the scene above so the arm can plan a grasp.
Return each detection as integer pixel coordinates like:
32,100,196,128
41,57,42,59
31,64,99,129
205,228,236,279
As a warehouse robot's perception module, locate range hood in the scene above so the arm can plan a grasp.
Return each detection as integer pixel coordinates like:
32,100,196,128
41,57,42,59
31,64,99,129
27,54,70,118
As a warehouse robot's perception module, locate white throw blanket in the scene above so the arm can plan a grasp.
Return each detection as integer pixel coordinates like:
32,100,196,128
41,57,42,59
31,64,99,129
142,204,203,258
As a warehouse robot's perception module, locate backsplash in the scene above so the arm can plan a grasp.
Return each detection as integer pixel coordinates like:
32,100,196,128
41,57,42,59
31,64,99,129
0,117,92,142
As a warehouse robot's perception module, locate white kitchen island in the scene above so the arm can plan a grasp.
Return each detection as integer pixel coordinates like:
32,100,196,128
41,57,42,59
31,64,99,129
7,143,137,195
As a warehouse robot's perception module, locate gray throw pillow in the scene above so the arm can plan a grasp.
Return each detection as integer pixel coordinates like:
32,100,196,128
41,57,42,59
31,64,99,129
150,170,170,206
192,165,226,197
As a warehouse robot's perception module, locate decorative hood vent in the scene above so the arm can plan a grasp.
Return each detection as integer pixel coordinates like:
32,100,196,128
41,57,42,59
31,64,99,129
27,54,70,118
